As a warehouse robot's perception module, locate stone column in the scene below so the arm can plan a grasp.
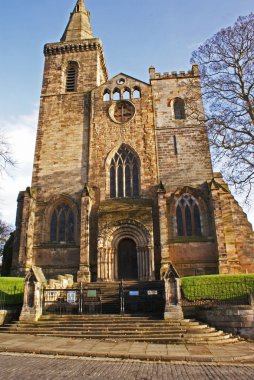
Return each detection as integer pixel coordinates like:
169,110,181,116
164,264,184,320
25,188,37,272
97,246,103,280
78,186,91,282
157,182,169,277
20,280,44,322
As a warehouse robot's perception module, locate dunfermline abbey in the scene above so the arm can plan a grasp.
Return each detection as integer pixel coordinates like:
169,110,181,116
11,0,254,283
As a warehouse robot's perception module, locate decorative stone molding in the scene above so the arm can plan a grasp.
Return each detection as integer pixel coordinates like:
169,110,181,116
97,219,154,281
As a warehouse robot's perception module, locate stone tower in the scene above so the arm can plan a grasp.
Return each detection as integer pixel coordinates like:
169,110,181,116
11,0,254,280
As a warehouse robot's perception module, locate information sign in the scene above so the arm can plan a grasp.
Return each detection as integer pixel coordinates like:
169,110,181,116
129,291,139,296
67,291,76,304
147,290,158,296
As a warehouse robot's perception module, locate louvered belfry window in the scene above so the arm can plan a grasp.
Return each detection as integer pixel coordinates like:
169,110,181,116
66,62,78,92
110,145,140,198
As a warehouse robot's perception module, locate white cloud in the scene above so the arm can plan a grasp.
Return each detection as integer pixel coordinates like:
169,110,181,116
0,108,38,226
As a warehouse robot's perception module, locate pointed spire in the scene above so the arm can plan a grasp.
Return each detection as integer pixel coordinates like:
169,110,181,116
61,0,93,42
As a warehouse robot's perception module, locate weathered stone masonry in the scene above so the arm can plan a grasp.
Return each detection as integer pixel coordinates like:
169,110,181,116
11,0,254,280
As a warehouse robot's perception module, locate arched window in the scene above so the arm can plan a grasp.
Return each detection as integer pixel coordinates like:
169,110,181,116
133,87,141,99
66,62,78,92
103,89,111,101
113,88,121,101
123,88,131,100
174,98,185,119
176,194,202,237
110,145,140,198
50,204,75,243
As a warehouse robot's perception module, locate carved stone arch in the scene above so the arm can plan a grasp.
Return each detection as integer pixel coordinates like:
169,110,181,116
112,87,121,101
103,88,111,101
122,87,131,100
105,144,141,199
43,194,79,243
97,219,154,281
132,86,141,99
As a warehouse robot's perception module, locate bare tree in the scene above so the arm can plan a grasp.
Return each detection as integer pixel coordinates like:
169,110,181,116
0,219,12,255
190,13,254,200
0,130,15,175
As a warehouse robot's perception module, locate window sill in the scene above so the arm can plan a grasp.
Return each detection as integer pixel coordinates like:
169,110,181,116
169,236,214,244
37,243,79,249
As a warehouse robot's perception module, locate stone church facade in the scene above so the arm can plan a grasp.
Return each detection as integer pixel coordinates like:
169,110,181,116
11,0,254,281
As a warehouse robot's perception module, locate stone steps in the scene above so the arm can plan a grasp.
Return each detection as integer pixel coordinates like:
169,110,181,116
0,315,238,344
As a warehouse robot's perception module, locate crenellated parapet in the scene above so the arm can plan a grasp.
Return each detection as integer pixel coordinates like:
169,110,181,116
149,64,200,80
44,39,108,81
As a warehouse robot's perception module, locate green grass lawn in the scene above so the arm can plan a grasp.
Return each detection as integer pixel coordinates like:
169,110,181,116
0,277,24,304
181,274,254,302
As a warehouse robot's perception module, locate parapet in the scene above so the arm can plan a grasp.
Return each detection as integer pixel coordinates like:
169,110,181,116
149,64,200,80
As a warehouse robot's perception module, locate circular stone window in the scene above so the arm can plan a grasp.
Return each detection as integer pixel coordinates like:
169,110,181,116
116,78,126,85
108,100,135,124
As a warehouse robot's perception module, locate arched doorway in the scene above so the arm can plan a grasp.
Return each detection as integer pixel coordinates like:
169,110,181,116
118,238,138,280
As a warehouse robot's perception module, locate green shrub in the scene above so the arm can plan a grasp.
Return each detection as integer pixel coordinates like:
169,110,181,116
0,277,24,305
181,274,254,302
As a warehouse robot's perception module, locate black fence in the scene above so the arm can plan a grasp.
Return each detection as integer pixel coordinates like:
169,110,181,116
0,286,24,310
181,278,254,306
42,282,165,316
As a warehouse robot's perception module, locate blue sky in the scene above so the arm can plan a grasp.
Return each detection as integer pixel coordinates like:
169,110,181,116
0,0,253,226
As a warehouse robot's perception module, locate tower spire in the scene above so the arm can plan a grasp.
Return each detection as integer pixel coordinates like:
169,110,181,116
61,0,93,42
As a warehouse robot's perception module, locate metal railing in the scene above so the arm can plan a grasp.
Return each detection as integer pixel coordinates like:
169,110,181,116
42,287,102,315
0,286,24,310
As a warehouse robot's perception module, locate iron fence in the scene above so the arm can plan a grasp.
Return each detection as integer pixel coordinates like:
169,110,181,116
42,288,102,315
0,286,24,310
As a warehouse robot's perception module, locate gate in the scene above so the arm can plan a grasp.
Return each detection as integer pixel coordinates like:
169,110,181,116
120,282,165,315
42,281,165,315
43,286,102,315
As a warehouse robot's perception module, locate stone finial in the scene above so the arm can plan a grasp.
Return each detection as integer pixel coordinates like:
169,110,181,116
61,0,93,42
149,66,156,79
192,64,200,76
157,181,166,193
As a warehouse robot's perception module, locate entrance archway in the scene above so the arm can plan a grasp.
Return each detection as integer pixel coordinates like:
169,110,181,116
118,238,138,280
97,219,155,281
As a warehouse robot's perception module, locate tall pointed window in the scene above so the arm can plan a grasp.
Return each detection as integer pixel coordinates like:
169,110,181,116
50,205,75,243
176,194,202,237
174,98,185,119
110,145,140,198
66,62,78,92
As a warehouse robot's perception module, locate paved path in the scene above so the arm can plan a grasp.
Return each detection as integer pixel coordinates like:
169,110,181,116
0,353,254,379
0,333,254,363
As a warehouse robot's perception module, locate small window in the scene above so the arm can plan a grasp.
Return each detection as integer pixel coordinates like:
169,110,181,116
123,88,131,100
133,87,141,99
174,98,185,119
176,194,202,237
113,88,121,101
103,89,111,101
66,62,78,92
